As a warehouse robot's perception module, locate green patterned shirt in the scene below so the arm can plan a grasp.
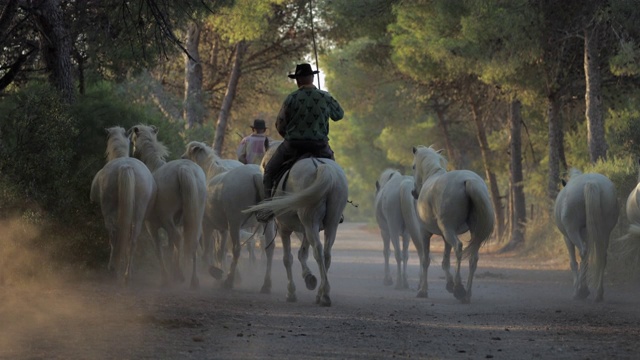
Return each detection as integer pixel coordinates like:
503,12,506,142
276,85,344,141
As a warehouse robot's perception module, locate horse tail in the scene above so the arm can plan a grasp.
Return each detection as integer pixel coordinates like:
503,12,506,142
463,178,495,258
179,166,204,257
399,178,422,253
584,182,607,288
117,166,136,260
245,164,336,216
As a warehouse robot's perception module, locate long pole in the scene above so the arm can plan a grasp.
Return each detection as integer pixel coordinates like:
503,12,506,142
309,0,321,90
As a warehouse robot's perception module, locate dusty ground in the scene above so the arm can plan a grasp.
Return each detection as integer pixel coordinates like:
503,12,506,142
1,222,640,359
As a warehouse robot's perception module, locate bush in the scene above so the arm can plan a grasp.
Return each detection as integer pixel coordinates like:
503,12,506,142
0,81,187,273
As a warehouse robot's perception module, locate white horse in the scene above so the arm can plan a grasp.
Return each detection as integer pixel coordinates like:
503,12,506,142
554,168,619,302
90,126,156,285
616,161,640,264
245,142,348,306
130,125,207,289
182,141,245,267
374,168,423,289
412,145,494,303
181,142,275,293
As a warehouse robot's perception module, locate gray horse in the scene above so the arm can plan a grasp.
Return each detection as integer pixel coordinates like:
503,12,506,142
554,168,618,302
245,142,348,307
130,125,207,289
375,168,423,289
90,126,156,285
182,141,275,293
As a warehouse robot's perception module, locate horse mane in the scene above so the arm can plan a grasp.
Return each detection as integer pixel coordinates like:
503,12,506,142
378,168,400,188
105,126,130,162
568,167,583,180
132,125,169,171
415,145,447,180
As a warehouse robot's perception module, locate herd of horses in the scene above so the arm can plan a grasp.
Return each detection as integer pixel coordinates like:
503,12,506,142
91,126,640,306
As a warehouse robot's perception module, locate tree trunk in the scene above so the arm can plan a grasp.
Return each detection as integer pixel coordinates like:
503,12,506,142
547,94,562,201
502,100,526,251
584,25,607,163
33,0,75,104
470,101,504,240
184,21,204,129
213,41,248,155
434,106,457,169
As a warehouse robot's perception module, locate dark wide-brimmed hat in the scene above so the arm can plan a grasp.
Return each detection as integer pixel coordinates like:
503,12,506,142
288,63,319,79
250,119,267,130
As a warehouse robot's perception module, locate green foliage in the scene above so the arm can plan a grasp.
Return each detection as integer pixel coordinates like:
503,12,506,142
0,81,182,270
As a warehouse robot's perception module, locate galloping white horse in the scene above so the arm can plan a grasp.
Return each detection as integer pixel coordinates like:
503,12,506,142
554,168,618,302
412,145,494,303
130,125,207,289
90,126,156,285
182,141,244,267
374,169,422,289
182,142,275,293
245,142,348,306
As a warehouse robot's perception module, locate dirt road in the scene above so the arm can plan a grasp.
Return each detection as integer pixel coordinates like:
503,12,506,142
2,222,639,359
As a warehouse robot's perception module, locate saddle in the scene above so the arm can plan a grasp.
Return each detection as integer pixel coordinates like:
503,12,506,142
269,152,328,197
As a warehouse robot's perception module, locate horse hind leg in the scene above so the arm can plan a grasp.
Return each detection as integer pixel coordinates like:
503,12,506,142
381,228,393,286
298,236,317,291
565,231,590,300
443,228,467,302
441,242,455,293
463,247,480,304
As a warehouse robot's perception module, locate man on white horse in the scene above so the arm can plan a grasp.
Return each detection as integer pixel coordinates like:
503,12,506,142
256,63,344,223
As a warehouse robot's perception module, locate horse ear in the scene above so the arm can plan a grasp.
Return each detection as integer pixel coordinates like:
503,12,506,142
561,179,567,187
412,146,417,154
375,180,380,193
151,125,159,134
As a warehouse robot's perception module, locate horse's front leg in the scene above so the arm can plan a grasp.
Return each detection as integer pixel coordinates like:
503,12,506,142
391,232,404,290
281,230,297,302
416,232,432,298
381,227,393,286
400,231,411,289
260,221,276,294
223,229,241,289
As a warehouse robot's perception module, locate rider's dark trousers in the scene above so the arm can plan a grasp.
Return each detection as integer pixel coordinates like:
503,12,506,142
263,139,334,197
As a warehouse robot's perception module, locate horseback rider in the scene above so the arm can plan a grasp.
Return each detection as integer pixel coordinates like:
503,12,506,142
255,63,344,223
236,118,270,165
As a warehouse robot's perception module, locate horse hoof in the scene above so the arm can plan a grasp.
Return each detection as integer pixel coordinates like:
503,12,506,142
223,278,234,289
190,279,199,290
416,290,428,298
383,278,393,286
208,266,224,280
446,281,455,293
317,295,331,307
453,285,467,300
573,287,590,300
286,293,297,303
304,274,317,290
